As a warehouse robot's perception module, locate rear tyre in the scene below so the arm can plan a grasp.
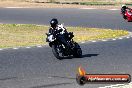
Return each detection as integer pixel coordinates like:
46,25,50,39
52,45,62,60
73,42,82,58
73,48,82,58
123,15,127,19
127,17,131,22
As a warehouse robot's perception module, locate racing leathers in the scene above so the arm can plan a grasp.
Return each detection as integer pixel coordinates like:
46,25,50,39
121,6,131,19
48,24,70,49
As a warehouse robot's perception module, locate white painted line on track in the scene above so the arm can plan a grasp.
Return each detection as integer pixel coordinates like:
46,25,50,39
81,42,85,43
80,8,119,11
112,39,116,40
99,84,126,88
5,7,24,8
102,40,107,42
112,84,126,87
26,47,31,49
37,45,42,48
99,82,132,88
13,48,19,50
127,37,130,39
0,49,3,50
4,7,32,9
80,8,96,10
92,41,96,42
108,9,119,10
119,37,123,40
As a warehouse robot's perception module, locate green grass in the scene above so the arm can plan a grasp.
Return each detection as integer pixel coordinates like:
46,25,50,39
47,2,116,6
80,2,115,6
126,3,132,6
0,24,129,48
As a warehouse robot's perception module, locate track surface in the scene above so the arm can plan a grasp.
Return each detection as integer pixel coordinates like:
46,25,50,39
0,8,132,88
0,8,132,30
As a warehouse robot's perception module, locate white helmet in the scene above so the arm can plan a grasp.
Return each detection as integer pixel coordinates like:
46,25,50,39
122,4,126,8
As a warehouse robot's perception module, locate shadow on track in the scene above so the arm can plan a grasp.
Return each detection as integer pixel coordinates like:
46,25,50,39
59,54,99,60
82,54,99,58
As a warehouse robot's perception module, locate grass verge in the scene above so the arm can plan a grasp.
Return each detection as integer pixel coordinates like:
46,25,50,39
0,24,128,48
79,2,115,6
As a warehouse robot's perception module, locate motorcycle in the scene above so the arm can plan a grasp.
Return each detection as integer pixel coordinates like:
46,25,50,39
46,24,82,60
121,8,132,22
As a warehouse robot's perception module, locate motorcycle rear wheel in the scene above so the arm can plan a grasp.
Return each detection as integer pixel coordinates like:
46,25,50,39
73,48,82,58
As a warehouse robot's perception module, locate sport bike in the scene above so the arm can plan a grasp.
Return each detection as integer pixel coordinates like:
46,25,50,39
46,24,82,60
121,8,132,22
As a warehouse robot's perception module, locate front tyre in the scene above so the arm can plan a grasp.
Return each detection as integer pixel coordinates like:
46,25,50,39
52,45,62,60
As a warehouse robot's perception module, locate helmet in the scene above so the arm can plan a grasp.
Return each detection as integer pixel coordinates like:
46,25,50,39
122,4,126,8
50,18,58,28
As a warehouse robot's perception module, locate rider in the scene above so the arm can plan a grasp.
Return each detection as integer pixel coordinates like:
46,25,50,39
48,18,71,49
121,5,131,18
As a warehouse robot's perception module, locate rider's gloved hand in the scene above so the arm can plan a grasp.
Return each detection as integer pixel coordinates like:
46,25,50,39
58,29,63,32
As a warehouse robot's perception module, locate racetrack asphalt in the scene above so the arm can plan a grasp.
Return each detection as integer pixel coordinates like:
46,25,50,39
0,8,132,88
0,8,132,30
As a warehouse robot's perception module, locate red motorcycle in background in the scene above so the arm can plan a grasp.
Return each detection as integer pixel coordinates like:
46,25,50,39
121,8,132,22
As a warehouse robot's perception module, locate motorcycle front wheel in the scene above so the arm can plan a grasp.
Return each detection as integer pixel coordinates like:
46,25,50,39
52,45,63,60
